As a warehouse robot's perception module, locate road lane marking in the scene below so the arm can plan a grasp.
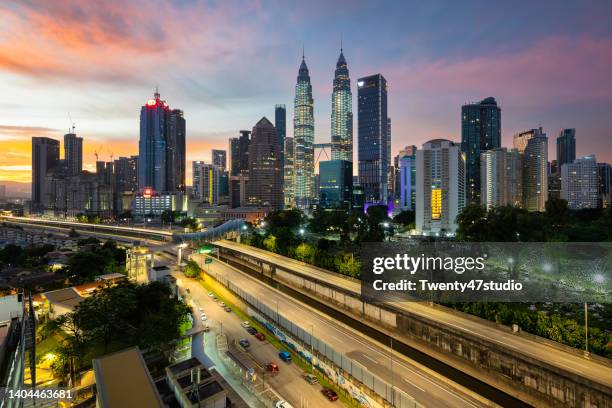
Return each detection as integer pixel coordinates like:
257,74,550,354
361,354,380,365
402,377,425,392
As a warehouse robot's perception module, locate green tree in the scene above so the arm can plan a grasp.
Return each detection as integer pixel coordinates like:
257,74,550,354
394,210,415,228
335,253,361,278
183,259,202,278
181,217,200,232
67,251,107,282
455,204,488,241
263,235,277,252
294,243,315,263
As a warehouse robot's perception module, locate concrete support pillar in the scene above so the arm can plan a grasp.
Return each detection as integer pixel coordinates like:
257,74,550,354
177,247,182,265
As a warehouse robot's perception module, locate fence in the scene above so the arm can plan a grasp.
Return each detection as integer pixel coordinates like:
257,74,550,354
206,267,424,408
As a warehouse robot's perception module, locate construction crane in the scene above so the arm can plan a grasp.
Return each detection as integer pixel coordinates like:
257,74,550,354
67,112,75,134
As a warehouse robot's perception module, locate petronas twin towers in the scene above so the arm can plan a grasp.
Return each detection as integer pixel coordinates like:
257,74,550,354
291,47,353,208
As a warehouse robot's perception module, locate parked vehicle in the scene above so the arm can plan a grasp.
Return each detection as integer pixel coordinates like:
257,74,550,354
278,351,291,362
207,291,214,297
202,323,210,332
304,374,318,385
246,327,258,335
239,339,250,348
266,362,279,373
224,306,232,313
255,333,265,341
321,388,338,401
240,321,250,328
201,315,207,321
275,401,294,408
219,301,226,307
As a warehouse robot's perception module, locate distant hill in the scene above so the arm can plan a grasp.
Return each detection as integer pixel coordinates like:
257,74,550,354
0,181,31,198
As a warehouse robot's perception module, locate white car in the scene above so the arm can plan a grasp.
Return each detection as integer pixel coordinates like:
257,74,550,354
201,314,207,321
276,401,294,408
240,321,250,328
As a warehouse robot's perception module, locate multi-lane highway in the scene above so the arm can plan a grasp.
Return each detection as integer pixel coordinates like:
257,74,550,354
188,251,486,408
215,240,612,391
174,269,335,408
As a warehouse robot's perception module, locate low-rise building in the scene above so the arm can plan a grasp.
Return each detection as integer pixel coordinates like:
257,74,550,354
93,347,164,408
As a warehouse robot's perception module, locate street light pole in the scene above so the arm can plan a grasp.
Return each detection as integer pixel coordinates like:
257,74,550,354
584,302,589,356
390,336,394,404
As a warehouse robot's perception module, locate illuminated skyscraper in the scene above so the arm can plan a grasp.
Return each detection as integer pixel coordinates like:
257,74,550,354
357,74,388,203
293,53,315,208
522,130,548,212
461,97,501,203
138,89,185,194
284,137,295,208
331,47,353,162
480,148,522,210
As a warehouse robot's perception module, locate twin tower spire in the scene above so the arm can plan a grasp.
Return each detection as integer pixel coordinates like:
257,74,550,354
292,43,353,208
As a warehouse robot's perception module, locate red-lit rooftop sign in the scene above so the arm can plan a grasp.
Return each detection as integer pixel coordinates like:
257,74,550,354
143,188,153,198
146,99,157,107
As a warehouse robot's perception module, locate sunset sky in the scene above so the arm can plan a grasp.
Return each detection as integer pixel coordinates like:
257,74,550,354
1,1,611,184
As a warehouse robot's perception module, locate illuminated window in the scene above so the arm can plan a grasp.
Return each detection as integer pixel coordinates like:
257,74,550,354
431,189,442,220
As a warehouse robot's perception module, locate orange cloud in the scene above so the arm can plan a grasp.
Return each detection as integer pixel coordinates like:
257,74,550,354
0,1,260,82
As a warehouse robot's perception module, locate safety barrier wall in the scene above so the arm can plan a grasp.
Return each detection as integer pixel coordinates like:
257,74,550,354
203,265,423,408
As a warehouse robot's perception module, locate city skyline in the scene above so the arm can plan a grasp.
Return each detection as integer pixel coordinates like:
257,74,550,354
1,1,612,184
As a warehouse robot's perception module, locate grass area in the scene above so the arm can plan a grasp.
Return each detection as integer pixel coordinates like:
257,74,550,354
36,332,66,362
196,274,361,408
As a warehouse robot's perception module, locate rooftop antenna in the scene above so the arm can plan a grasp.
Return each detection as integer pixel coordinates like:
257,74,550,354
302,43,305,60
340,34,343,52
154,84,160,99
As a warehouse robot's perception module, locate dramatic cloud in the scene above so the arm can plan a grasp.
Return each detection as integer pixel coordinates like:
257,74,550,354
0,1,611,184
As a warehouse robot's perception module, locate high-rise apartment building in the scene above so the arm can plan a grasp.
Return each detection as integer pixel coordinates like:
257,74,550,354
480,148,522,210
521,129,548,212
275,104,286,167
557,128,576,171
416,139,465,235
331,47,353,162
461,97,501,203
64,132,83,175
138,89,185,193
357,74,388,204
212,149,227,171
561,156,599,210
247,117,283,209
192,161,220,204
293,54,315,208
32,137,60,208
